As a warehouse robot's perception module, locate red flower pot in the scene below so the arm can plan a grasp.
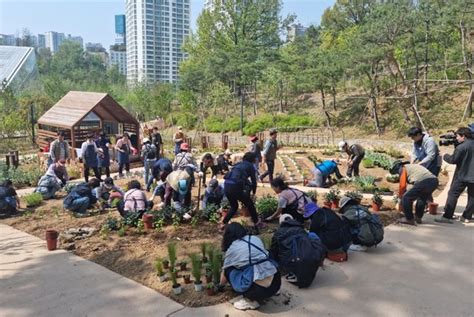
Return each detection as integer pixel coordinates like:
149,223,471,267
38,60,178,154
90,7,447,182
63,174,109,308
323,201,332,208
372,203,381,212
205,275,212,283
45,229,58,251
142,214,154,230
428,202,438,215
331,199,339,209
183,275,191,284
162,260,170,270
326,251,348,262
303,179,308,186
206,286,215,296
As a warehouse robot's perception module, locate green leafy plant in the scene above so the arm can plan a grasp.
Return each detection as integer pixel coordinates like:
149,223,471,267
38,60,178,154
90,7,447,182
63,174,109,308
255,195,278,218
372,192,383,206
206,244,216,265
306,190,318,202
167,242,177,268
172,214,181,229
104,216,120,231
201,242,208,262
64,183,76,194
386,174,400,183
100,224,110,240
201,203,219,221
344,190,363,202
170,269,178,287
354,176,377,193
118,226,126,237
189,253,202,283
191,215,199,227
24,192,43,207
211,251,223,284
155,258,165,276
123,212,141,227
261,234,272,250
324,188,340,202
362,158,375,168
136,219,144,234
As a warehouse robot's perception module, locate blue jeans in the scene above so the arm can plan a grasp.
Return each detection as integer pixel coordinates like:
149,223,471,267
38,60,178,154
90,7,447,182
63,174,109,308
144,159,156,185
68,197,90,214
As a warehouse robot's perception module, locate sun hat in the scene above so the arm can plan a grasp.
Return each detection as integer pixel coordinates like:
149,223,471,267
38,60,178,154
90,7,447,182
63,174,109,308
142,137,150,144
338,141,347,151
279,214,293,224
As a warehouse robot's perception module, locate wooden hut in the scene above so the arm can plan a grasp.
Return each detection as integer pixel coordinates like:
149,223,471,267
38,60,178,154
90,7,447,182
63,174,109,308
37,91,140,158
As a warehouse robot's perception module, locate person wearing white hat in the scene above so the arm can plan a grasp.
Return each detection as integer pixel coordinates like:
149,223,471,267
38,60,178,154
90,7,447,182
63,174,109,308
141,137,157,185
338,141,365,178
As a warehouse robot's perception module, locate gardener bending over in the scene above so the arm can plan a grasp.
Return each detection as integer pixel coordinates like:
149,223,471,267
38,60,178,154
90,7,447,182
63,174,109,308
308,159,343,188
63,178,101,216
266,177,308,223
0,180,20,216
202,179,227,210
94,177,125,209
117,180,153,218
338,141,365,178
35,159,68,199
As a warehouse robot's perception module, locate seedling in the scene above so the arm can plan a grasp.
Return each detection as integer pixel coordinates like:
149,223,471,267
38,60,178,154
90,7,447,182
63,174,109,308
189,253,202,285
200,242,208,263
167,242,177,268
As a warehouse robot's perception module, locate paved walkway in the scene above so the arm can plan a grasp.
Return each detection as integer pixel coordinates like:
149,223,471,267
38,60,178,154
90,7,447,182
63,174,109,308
1,166,473,316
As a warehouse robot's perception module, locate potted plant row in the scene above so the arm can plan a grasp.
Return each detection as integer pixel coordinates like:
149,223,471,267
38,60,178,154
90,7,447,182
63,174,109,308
371,192,383,212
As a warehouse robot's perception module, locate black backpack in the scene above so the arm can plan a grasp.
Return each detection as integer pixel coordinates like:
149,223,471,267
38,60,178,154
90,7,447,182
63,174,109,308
342,205,384,247
143,144,157,160
280,232,327,288
0,186,9,199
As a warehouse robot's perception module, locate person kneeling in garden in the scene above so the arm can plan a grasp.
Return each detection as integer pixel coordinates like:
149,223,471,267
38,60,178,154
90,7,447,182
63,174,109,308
117,180,153,218
201,152,231,186
270,214,326,288
266,177,310,223
63,178,101,216
339,196,384,252
202,179,226,210
390,160,438,225
0,180,20,215
94,177,124,210
35,159,68,199
220,223,281,311
308,159,343,188
147,157,173,205
165,168,195,219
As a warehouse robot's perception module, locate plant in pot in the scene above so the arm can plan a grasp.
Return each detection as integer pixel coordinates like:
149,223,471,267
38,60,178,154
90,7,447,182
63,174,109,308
371,192,383,212
211,251,223,285
183,274,191,284
324,188,341,209
167,242,177,269
206,282,215,296
155,258,167,282
344,191,363,204
200,242,208,263
179,260,188,271
162,259,170,270
170,269,182,295
255,195,279,220
220,200,230,219
189,253,203,291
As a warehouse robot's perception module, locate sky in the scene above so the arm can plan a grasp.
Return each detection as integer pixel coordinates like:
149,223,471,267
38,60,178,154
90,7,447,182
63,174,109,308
0,0,336,48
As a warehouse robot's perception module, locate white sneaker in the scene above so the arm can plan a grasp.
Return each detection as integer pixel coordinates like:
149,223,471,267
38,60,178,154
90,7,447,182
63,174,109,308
285,273,298,283
183,213,192,221
349,244,368,252
233,298,260,310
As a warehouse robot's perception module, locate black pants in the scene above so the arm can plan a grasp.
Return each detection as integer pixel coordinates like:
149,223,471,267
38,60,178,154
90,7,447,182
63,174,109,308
119,163,130,175
100,166,110,178
260,160,275,182
443,178,474,220
225,268,281,302
402,178,439,220
347,154,364,177
224,183,259,224
84,165,100,182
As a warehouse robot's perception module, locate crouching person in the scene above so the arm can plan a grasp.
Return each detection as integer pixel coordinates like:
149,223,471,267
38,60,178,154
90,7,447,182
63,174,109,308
94,177,124,209
35,159,68,199
0,180,20,215
308,160,343,188
63,178,100,216
220,223,281,311
117,180,153,218
270,214,326,288
339,196,384,251
202,179,226,210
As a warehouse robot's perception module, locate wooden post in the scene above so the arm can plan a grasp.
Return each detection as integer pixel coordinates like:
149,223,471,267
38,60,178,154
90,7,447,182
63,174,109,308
201,136,209,149
71,127,76,160
222,134,228,150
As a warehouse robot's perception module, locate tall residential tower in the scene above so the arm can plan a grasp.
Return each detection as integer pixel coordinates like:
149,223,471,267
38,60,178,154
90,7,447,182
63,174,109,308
125,0,190,84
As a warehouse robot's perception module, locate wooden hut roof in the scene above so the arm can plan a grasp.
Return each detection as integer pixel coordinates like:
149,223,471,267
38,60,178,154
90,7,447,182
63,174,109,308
37,91,138,129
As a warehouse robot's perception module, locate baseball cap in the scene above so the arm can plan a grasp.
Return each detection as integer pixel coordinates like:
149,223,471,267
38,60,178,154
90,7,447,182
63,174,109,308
143,137,150,144
178,179,188,196
209,179,219,189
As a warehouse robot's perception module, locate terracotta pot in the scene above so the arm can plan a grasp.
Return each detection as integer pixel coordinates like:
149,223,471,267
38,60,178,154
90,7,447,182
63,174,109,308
45,229,58,251
180,262,187,271
183,274,191,284
372,203,381,212
205,275,212,283
323,201,332,208
142,214,154,230
397,203,403,213
240,207,250,217
162,260,170,270
303,179,308,186
202,256,208,264
428,202,438,215
326,251,348,262
331,199,339,209
206,286,215,296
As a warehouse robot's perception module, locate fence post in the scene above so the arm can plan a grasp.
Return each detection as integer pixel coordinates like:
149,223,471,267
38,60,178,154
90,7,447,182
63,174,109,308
222,134,229,150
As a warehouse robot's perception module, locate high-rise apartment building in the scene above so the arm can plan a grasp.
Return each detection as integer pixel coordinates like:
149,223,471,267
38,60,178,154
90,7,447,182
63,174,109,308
125,0,190,84
287,23,307,42
37,34,46,48
67,35,84,48
45,31,65,54
115,14,126,45
109,45,127,75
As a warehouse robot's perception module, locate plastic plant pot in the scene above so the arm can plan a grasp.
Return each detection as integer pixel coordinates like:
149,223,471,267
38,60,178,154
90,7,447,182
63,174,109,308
162,260,170,270
172,283,182,295
142,214,154,230
194,281,203,292
331,199,339,209
372,203,381,212
158,274,167,282
45,229,58,251
428,202,438,215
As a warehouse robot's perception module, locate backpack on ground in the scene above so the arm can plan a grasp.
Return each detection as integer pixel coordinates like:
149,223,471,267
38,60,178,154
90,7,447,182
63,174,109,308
0,186,9,199
342,206,384,247
310,207,352,251
280,232,327,288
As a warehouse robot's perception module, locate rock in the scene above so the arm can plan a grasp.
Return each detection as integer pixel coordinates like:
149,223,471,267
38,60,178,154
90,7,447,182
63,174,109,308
62,242,76,251
61,233,75,243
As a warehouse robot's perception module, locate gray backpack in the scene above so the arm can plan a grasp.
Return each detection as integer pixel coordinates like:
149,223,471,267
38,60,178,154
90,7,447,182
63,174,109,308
342,205,384,247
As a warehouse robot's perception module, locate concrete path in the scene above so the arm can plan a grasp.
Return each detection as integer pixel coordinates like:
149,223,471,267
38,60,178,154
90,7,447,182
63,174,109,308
2,165,473,317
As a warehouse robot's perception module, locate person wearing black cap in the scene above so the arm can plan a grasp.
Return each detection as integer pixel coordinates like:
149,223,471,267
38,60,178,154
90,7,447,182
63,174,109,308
202,179,226,209
407,127,441,176
94,177,125,209
96,133,112,178
260,129,280,183
390,160,438,225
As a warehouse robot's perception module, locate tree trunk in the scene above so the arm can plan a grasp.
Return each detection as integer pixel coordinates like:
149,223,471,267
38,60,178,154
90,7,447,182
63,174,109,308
461,85,473,123
460,19,473,118
239,86,244,136
423,17,430,96
371,96,382,136
278,80,283,113
320,88,332,128
253,82,257,115
331,85,337,111
412,81,427,131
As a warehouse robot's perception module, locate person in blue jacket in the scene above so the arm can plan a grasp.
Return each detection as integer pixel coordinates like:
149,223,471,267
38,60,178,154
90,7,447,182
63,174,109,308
147,157,173,205
63,178,100,216
222,152,263,232
308,160,343,188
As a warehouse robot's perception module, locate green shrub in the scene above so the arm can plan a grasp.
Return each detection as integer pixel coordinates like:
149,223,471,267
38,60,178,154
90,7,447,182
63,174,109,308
324,188,341,202
201,203,219,221
204,116,243,133
362,158,375,168
189,253,202,283
344,190,363,202
0,164,42,188
24,192,43,207
243,114,319,135
256,195,278,218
